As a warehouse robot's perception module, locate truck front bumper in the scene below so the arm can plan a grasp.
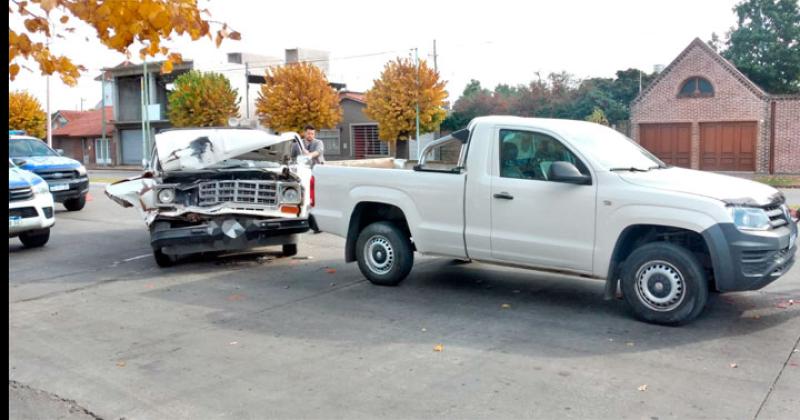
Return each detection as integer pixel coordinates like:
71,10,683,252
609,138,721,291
48,177,89,202
9,193,56,237
152,217,310,256
703,221,798,292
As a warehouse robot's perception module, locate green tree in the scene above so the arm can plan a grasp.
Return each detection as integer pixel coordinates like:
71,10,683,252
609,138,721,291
167,71,240,127
722,0,800,94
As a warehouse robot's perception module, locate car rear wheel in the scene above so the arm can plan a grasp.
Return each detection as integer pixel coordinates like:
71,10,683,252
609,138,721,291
19,228,50,248
355,221,414,286
63,195,86,211
282,243,298,257
620,242,708,325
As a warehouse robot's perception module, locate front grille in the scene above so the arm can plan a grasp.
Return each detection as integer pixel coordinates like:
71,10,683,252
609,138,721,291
9,187,33,202
197,180,278,207
741,248,791,275
9,207,38,219
36,170,78,181
764,205,788,229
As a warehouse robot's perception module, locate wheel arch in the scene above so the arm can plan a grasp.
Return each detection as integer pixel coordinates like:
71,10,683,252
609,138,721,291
345,201,412,262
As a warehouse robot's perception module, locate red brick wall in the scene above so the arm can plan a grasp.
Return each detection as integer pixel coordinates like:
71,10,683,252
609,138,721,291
772,98,800,174
53,137,84,162
631,44,770,172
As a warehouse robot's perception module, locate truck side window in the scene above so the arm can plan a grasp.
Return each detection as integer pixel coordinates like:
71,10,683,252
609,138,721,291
499,129,588,181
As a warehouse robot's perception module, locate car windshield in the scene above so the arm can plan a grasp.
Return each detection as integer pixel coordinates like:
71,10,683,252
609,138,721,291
9,138,58,158
566,125,664,171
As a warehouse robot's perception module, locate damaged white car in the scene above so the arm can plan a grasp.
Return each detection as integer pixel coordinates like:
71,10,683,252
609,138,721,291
106,128,312,267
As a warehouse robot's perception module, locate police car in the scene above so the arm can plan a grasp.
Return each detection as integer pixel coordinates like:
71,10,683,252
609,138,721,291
9,159,55,247
9,130,89,211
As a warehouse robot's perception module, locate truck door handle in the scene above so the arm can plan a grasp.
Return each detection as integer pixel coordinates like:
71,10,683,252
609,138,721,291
493,192,514,200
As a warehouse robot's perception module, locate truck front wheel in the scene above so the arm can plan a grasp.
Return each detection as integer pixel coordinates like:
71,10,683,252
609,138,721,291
19,228,50,248
63,195,86,211
620,242,708,326
356,221,414,286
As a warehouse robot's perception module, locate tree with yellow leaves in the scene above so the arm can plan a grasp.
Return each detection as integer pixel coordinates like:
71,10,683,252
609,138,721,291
585,107,609,126
167,71,240,128
9,91,47,139
365,58,447,156
255,62,342,133
9,0,240,85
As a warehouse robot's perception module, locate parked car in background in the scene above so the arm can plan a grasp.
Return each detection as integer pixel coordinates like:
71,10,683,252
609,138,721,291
9,159,55,247
9,130,89,211
311,116,798,325
106,128,312,267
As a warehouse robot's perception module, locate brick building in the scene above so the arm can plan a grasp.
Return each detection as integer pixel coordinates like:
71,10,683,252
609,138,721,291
630,38,799,174
51,107,115,167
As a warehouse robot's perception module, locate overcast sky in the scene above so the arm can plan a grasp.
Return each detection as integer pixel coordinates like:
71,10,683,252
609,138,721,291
9,0,743,112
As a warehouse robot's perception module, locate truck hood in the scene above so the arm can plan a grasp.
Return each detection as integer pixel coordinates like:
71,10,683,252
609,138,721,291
19,155,82,172
156,129,300,172
9,167,46,189
617,167,782,206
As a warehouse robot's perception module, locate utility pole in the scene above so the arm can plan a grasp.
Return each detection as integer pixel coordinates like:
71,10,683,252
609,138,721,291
432,39,438,73
79,98,85,111
46,38,52,147
100,71,108,167
141,60,149,168
639,69,643,94
245,62,250,120
414,48,420,149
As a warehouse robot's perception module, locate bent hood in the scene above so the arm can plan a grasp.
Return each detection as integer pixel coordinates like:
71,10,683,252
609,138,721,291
9,167,46,189
618,167,782,206
156,129,300,172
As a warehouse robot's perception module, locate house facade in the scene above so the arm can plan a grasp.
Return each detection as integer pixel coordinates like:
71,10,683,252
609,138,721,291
630,38,799,174
51,107,115,167
319,92,389,161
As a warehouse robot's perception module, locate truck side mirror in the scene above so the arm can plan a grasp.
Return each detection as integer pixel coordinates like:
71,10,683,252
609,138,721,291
549,161,591,185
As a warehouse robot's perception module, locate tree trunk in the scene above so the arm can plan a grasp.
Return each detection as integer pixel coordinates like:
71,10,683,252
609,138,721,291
395,139,409,159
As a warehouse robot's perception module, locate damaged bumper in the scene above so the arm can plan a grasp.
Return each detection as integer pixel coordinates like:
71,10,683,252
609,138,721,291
152,217,310,256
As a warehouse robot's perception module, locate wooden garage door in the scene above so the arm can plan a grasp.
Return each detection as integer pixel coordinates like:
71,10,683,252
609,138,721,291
639,123,691,168
699,122,756,171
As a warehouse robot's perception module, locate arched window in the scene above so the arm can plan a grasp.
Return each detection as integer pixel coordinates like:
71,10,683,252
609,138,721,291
678,77,714,98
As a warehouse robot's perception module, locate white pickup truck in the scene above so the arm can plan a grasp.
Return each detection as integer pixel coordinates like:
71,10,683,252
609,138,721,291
311,116,798,325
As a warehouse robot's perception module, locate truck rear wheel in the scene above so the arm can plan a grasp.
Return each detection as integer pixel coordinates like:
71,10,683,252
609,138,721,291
282,243,298,257
153,248,176,268
356,221,413,286
19,228,50,248
620,242,708,326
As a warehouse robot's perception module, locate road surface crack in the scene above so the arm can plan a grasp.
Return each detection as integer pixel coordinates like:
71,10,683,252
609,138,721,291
9,380,105,420
753,333,800,419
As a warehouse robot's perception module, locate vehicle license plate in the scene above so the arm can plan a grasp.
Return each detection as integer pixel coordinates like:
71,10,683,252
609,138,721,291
50,183,69,192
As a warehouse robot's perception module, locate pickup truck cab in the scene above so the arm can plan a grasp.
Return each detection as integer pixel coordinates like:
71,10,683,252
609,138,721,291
311,116,798,325
9,131,90,211
9,159,55,247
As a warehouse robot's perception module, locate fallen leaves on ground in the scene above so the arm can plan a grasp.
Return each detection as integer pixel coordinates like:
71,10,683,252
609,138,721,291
227,294,245,301
729,363,738,368
433,344,444,352
229,341,238,345
116,361,126,368
638,384,648,392
501,303,511,309
325,268,337,274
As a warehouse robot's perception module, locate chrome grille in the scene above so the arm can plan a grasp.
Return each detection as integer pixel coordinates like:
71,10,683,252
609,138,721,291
36,170,78,181
9,187,33,202
197,180,278,206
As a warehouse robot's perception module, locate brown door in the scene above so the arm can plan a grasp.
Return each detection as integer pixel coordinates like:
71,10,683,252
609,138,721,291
699,122,756,171
638,123,691,168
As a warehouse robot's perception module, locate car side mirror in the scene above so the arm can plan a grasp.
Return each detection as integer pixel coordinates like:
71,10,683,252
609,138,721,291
11,158,27,167
56,149,65,156
549,161,591,185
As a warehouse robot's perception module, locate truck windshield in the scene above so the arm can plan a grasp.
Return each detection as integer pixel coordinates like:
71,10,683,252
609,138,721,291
567,126,664,171
9,138,59,158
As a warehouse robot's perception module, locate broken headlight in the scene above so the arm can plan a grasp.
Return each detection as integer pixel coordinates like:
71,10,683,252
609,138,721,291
157,188,176,204
280,186,301,204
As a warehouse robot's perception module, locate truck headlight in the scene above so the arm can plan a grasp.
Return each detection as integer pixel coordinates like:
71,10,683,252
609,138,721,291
157,188,176,204
32,180,50,195
728,207,771,231
280,186,300,204
76,166,87,176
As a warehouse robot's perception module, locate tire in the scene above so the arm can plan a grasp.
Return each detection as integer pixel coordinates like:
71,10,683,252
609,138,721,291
19,229,50,248
153,247,176,268
620,242,708,326
282,243,298,257
355,221,414,286
63,195,86,211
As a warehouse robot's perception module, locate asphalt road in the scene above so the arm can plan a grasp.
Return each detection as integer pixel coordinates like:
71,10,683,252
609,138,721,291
9,185,800,419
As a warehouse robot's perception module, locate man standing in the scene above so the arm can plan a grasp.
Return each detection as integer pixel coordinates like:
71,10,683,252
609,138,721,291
292,124,325,166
